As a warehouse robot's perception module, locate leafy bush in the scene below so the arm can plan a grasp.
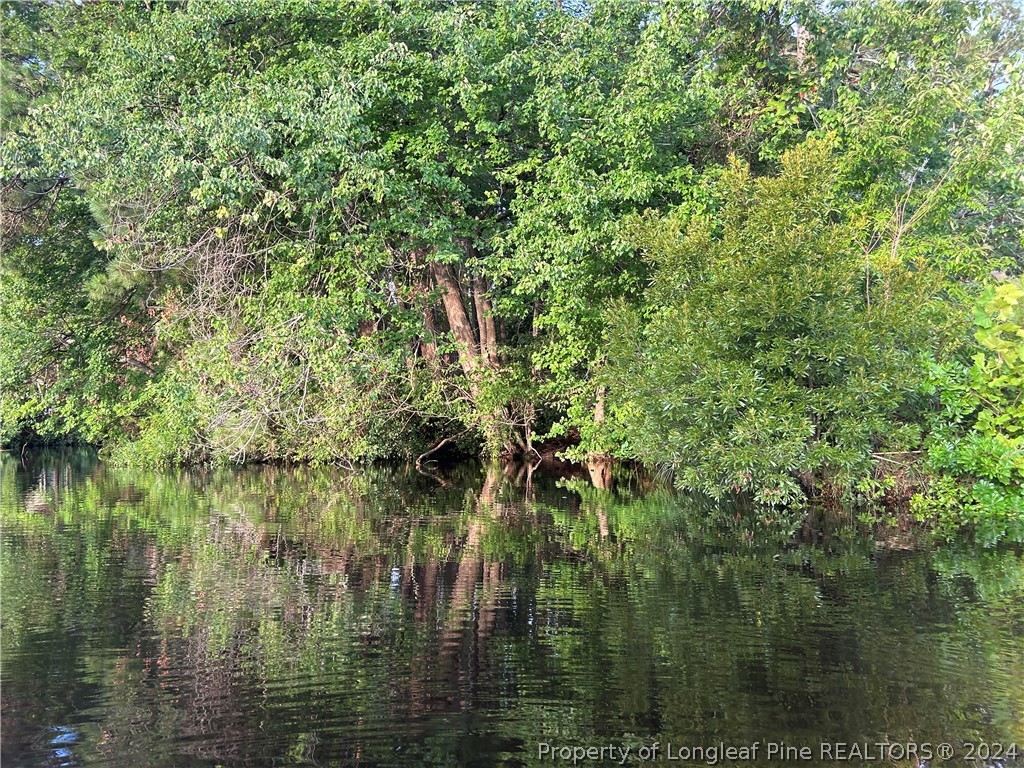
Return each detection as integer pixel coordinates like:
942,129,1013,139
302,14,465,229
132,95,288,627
913,281,1024,543
608,139,940,505
107,317,413,467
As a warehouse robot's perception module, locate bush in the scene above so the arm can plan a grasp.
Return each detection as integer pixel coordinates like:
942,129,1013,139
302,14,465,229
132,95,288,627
608,139,940,505
107,322,413,467
913,281,1024,543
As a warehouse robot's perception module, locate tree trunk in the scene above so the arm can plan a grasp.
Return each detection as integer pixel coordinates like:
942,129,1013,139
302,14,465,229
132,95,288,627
430,261,479,378
586,457,613,490
472,275,499,368
357,318,376,337
431,256,509,456
419,304,437,363
587,386,612,488
408,250,437,363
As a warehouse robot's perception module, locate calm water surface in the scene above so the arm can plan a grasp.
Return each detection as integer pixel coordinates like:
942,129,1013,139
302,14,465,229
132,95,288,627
1,450,1022,767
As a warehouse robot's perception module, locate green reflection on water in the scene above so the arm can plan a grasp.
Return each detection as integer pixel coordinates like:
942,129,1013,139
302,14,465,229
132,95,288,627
1,450,1022,767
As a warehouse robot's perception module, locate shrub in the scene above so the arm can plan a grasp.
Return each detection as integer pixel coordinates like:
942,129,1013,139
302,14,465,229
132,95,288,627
913,281,1024,543
608,139,940,505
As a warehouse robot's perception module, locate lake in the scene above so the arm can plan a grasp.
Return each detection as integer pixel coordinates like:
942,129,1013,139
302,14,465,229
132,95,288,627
1,450,1022,767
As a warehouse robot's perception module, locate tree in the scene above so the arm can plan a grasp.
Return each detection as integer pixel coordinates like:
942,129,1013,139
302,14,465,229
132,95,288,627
2,0,1022,526
605,139,941,504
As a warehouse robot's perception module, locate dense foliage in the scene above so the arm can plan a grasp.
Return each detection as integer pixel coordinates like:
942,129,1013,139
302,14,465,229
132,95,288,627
914,281,1024,541
605,141,942,505
2,0,1022,527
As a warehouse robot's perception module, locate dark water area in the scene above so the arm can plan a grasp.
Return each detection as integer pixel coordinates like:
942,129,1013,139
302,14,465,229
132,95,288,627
1,450,1022,768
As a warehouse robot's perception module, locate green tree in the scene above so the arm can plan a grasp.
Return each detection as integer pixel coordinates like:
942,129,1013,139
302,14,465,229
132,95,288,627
2,0,1022,516
4,0,823,461
606,139,941,504
1,1,153,445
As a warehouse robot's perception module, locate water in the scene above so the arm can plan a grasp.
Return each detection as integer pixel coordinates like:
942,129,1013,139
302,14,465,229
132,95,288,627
1,450,1022,767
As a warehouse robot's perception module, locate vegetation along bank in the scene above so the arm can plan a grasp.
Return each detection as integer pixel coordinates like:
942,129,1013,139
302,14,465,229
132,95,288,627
1,0,1022,538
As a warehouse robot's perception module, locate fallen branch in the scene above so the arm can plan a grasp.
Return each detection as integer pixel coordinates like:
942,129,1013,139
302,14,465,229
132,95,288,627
415,429,469,469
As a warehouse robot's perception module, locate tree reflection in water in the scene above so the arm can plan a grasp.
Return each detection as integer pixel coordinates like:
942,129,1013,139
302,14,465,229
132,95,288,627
1,450,1022,767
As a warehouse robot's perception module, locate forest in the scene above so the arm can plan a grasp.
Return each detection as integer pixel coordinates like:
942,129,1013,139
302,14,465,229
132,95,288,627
1,0,1023,529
